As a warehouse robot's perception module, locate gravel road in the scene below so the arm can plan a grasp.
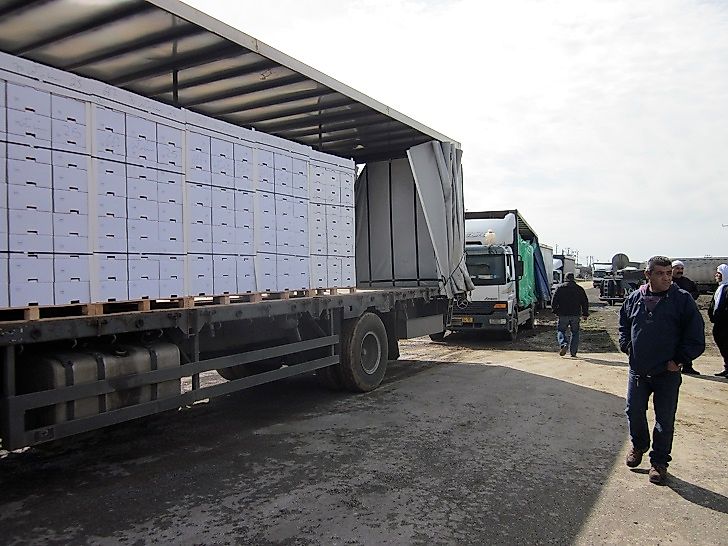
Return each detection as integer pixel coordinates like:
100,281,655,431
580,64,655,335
1,284,726,545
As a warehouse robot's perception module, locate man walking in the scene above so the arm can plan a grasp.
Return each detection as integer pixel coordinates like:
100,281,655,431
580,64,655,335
671,260,701,374
619,256,705,485
552,272,589,357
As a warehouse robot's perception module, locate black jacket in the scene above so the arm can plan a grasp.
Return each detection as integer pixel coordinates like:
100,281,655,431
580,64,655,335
552,280,589,317
674,276,699,300
619,284,705,376
708,285,728,326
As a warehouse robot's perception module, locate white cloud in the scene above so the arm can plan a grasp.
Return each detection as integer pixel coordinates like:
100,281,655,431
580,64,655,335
183,0,728,262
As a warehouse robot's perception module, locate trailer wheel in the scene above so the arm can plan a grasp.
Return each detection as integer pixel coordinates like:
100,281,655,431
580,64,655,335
340,312,389,392
429,331,447,342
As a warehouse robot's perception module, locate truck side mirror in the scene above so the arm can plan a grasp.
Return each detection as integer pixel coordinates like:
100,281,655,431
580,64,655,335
516,260,524,278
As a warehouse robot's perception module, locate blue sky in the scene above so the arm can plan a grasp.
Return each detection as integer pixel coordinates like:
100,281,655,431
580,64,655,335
184,0,728,263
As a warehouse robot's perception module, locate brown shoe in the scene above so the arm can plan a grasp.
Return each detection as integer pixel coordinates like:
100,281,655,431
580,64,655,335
559,345,567,356
649,465,667,485
626,446,648,468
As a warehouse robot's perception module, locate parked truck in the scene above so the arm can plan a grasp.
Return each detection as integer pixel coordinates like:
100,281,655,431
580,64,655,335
592,262,612,288
0,1,472,451
671,257,728,293
553,254,576,286
441,210,550,340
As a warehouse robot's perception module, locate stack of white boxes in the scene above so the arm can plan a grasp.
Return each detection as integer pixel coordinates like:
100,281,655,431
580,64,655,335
309,152,356,289
0,52,357,309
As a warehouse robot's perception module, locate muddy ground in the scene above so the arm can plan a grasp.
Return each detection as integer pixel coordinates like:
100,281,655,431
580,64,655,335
1,283,726,545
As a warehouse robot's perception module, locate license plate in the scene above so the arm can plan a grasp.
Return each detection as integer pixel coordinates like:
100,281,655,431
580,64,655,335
461,316,474,324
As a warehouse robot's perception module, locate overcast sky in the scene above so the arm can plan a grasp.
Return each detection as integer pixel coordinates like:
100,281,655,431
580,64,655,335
184,0,728,264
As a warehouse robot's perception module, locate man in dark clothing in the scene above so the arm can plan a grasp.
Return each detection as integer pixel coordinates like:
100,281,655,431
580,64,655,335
551,272,589,357
671,260,700,300
619,256,705,485
671,260,701,374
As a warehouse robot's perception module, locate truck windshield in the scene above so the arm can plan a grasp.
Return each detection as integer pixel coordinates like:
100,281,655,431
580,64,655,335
466,254,506,285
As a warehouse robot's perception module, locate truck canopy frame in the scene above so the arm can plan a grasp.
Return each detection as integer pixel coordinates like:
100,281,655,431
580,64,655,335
0,0,458,164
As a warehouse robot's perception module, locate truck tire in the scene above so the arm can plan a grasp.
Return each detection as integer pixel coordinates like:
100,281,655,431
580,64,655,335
505,312,519,341
339,312,389,392
429,331,447,342
522,305,535,330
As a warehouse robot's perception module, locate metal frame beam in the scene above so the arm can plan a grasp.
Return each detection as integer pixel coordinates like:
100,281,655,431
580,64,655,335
232,94,356,124
62,23,205,70
10,2,154,56
276,115,394,139
213,87,331,116
182,73,308,107
108,40,241,86
145,58,278,96
256,105,373,133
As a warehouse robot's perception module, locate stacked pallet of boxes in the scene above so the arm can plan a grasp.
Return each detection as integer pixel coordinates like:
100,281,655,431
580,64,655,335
0,53,355,309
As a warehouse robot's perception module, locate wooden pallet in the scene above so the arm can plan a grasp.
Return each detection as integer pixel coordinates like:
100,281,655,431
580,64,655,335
305,287,357,296
0,287,359,322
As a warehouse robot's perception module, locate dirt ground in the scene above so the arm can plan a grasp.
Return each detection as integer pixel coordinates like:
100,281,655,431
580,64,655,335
1,283,726,545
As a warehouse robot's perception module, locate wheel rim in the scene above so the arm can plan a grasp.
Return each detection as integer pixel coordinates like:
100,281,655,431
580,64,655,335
360,332,382,375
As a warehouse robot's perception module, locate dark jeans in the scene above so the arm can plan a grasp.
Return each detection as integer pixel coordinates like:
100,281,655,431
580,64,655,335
557,315,580,356
625,369,682,467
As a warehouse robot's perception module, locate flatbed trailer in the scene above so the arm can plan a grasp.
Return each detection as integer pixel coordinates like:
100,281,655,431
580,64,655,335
0,0,470,450
1,286,446,450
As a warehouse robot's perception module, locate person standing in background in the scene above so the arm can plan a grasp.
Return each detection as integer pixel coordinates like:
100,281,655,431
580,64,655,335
709,264,728,378
671,260,701,374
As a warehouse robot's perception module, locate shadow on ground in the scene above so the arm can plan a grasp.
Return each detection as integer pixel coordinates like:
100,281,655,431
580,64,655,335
0,359,626,545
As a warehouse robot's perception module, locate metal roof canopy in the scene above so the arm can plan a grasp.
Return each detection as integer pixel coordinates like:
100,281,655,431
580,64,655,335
0,0,458,163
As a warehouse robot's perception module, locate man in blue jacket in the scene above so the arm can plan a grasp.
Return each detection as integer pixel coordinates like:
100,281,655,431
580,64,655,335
619,256,705,485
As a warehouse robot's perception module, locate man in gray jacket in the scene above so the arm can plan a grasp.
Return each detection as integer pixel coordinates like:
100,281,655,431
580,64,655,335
552,272,589,357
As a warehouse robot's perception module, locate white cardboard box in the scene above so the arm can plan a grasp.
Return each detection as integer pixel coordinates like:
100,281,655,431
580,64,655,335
189,223,213,254
309,256,328,289
276,255,292,290
327,256,343,287
10,253,54,283
128,279,160,300
8,157,52,188
236,256,256,293
7,109,52,143
8,183,53,212
54,188,89,215
159,254,184,280
7,82,51,116
55,281,91,305
54,254,90,282
189,254,213,295
213,255,237,294
95,159,126,197
52,94,86,124
52,118,87,154
11,282,54,306
255,253,277,292
128,254,160,280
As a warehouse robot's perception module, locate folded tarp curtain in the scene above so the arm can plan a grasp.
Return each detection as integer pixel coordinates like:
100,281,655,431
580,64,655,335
355,140,473,297
532,243,552,303
517,236,536,307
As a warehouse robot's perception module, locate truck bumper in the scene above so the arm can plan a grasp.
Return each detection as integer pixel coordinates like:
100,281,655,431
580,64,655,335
449,310,510,332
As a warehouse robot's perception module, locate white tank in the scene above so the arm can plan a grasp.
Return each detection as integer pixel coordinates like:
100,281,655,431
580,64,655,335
465,213,516,246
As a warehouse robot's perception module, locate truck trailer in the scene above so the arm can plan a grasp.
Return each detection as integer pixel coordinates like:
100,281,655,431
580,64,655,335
553,254,576,285
441,210,550,340
0,1,472,451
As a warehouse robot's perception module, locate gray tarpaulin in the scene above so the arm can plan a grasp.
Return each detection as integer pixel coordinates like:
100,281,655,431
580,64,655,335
355,140,472,297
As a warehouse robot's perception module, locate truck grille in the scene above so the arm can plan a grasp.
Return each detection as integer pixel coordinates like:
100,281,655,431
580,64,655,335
454,301,495,315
